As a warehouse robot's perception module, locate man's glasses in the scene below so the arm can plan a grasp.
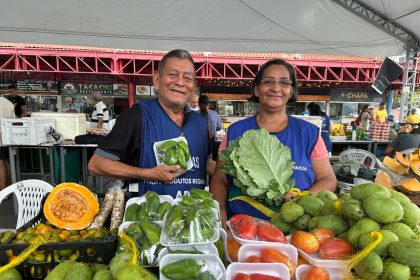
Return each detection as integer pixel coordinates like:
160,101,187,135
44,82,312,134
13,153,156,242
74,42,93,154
260,78,293,89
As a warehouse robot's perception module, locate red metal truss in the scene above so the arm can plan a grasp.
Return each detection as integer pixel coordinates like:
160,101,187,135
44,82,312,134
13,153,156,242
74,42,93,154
0,43,419,85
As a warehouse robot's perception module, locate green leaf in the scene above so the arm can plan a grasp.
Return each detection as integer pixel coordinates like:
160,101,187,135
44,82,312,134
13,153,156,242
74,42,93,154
231,146,258,189
237,129,294,197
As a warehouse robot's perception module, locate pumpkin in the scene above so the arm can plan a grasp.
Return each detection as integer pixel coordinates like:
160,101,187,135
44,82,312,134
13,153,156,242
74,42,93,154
411,161,420,177
401,178,420,192
374,171,393,189
383,156,402,173
43,183,100,230
408,153,420,163
395,152,410,167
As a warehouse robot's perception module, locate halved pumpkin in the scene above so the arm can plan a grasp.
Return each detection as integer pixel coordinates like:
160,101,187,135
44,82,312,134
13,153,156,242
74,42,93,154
43,183,99,230
401,178,420,192
374,171,393,189
383,156,402,173
408,153,420,163
411,161,420,177
395,152,410,167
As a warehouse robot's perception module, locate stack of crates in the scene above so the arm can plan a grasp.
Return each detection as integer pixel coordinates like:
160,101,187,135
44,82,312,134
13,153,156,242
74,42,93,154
1,117,55,145
31,112,87,140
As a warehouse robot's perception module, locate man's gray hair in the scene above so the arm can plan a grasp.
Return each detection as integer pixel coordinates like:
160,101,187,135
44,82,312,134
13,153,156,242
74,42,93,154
92,91,102,102
158,49,195,77
411,108,418,114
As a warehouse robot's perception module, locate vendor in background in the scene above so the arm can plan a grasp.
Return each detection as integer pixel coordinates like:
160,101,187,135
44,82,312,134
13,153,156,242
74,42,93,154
385,127,420,157
90,91,110,130
210,59,337,224
6,83,27,118
307,102,332,155
374,102,388,123
88,49,209,198
356,105,374,131
188,94,200,111
0,96,15,190
404,108,420,124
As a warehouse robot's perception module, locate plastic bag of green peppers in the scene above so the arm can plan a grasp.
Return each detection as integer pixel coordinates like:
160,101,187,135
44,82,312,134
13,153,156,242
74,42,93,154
154,138,191,170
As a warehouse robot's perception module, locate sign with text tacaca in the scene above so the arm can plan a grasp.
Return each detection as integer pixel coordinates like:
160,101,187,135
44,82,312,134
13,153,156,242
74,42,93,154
330,89,386,103
60,82,113,95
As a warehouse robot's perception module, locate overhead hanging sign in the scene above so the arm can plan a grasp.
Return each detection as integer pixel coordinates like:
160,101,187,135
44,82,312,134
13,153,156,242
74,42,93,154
60,82,113,95
330,89,386,103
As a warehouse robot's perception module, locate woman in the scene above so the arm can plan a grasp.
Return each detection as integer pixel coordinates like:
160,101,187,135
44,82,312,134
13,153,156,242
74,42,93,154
357,105,374,131
210,59,337,225
307,102,332,155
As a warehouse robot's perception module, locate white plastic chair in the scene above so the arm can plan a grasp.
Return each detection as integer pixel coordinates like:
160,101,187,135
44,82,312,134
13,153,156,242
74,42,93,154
339,148,377,168
400,148,417,155
0,179,53,229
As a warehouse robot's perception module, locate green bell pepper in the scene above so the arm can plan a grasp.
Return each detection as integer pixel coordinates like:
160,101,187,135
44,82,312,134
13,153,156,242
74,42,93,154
189,188,213,200
161,259,202,280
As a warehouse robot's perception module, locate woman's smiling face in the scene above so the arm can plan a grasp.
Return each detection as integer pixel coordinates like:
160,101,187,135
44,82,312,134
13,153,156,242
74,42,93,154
254,64,293,111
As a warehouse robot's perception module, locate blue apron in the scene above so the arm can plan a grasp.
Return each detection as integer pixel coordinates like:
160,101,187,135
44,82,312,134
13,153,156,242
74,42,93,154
137,99,208,198
226,116,319,220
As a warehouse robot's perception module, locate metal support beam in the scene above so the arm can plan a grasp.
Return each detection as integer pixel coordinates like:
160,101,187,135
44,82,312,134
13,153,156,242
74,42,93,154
331,0,420,51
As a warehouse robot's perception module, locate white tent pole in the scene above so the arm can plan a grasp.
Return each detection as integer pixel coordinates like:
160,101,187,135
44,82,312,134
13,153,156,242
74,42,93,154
399,49,410,122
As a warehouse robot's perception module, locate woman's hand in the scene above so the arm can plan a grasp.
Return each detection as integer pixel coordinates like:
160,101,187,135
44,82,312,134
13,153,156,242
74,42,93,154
283,191,299,202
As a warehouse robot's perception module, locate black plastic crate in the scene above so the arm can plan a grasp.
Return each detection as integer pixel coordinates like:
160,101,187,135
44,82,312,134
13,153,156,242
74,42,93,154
0,198,117,279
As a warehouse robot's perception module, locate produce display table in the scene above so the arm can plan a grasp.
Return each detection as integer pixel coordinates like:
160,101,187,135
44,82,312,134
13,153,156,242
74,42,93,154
7,144,56,185
331,140,391,156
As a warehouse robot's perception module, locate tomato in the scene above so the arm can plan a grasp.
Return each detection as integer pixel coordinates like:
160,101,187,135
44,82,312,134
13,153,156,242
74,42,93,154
226,236,241,262
290,231,320,254
245,255,261,263
235,216,257,240
303,266,330,280
319,238,353,259
233,273,251,280
257,221,287,243
229,214,253,227
250,273,282,280
311,228,335,245
260,248,295,276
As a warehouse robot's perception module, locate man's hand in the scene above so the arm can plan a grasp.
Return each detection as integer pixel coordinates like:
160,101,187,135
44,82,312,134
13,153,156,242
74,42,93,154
147,165,186,183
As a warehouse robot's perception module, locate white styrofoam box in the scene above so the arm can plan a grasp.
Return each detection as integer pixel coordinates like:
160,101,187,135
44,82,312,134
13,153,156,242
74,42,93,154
1,117,55,145
31,112,87,140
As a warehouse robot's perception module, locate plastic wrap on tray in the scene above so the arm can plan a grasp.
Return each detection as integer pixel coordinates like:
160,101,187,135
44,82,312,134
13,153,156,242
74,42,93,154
227,214,287,244
123,191,173,222
226,263,290,280
160,203,220,246
153,137,193,170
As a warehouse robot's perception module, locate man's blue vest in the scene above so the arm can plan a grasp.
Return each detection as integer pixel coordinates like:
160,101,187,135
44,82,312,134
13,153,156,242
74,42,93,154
137,99,208,198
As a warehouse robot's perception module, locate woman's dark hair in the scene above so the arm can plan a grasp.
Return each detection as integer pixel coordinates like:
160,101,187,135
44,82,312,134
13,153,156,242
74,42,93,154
158,49,196,76
357,105,370,121
307,102,322,116
248,59,297,103
198,95,209,118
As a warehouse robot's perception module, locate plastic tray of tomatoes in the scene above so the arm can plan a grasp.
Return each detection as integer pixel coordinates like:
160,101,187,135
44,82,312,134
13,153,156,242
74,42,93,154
0,199,116,280
227,214,287,245
295,264,345,280
226,262,290,280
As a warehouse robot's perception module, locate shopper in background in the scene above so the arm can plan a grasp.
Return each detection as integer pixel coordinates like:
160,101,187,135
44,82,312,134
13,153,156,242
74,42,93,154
374,102,388,123
0,97,15,189
188,94,200,111
210,59,336,224
404,108,420,124
307,102,332,155
357,105,374,131
90,91,110,130
88,49,209,198
385,127,420,157
6,83,27,118
199,95,222,161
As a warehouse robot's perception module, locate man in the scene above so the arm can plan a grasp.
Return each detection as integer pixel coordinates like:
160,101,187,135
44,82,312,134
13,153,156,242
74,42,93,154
198,95,222,161
188,94,199,111
385,128,420,156
404,108,420,124
88,49,209,197
90,91,110,130
374,102,388,123
0,97,15,189
6,83,27,118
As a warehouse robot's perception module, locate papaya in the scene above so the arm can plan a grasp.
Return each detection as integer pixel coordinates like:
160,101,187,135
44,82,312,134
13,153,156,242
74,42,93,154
382,222,415,240
401,178,420,192
350,183,390,200
292,214,311,231
319,199,342,216
64,262,93,280
388,240,420,267
354,252,383,279
358,230,399,257
339,192,352,200
400,202,420,228
381,260,411,280
315,214,348,234
384,156,403,173
45,261,78,280
296,195,325,216
270,212,292,235
316,190,337,203
363,196,403,223
410,161,420,177
343,198,365,220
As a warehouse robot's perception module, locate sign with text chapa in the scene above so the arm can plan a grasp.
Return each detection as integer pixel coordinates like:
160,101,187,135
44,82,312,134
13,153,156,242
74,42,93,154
330,89,386,103
60,82,113,95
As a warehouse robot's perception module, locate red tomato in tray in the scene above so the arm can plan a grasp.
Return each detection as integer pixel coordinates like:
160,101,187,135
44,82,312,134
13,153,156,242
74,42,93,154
319,238,353,259
235,216,257,240
260,248,295,276
245,255,261,263
233,273,251,280
303,266,330,280
311,228,335,245
257,221,287,243
250,273,283,280
229,214,253,227
227,236,241,262
290,231,320,254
